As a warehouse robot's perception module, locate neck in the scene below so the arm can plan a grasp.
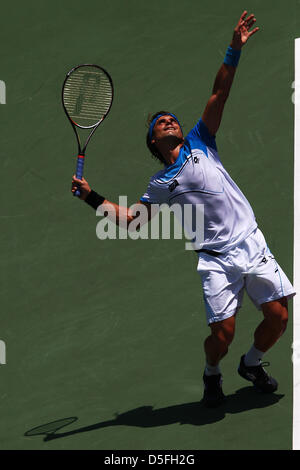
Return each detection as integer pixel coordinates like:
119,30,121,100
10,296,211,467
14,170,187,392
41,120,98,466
157,137,184,165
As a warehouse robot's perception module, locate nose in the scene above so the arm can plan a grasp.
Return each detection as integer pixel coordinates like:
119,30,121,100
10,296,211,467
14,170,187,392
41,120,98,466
166,118,175,126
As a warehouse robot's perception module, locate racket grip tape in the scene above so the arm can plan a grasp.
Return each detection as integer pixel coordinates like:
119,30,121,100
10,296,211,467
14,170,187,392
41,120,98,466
74,154,85,197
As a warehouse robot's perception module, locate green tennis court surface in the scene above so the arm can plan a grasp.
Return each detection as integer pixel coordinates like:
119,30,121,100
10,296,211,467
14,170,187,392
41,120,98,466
0,0,297,450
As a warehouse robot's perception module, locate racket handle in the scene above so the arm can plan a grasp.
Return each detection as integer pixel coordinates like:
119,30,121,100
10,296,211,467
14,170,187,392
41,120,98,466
74,154,85,197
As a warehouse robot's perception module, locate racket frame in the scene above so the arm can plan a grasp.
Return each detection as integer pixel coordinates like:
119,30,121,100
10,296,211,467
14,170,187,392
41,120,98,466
62,64,114,195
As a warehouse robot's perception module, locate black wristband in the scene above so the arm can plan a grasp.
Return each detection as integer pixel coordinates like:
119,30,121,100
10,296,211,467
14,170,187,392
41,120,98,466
85,190,106,210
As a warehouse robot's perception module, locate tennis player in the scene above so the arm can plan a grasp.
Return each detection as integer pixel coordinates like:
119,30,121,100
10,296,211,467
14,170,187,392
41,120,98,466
72,11,295,407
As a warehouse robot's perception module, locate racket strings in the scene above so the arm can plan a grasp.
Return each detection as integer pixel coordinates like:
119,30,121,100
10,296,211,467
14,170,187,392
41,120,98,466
63,66,113,128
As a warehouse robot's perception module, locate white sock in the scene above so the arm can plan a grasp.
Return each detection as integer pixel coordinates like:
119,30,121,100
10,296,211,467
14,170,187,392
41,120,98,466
244,345,265,366
204,362,221,376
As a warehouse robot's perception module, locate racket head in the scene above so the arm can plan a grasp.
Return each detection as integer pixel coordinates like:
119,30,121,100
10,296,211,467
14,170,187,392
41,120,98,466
62,64,114,129
24,417,78,437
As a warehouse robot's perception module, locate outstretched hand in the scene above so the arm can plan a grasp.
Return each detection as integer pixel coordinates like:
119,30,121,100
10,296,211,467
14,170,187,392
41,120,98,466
231,11,259,50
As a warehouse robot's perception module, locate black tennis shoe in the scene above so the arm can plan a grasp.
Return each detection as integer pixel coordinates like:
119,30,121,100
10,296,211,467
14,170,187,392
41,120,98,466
202,373,225,408
238,355,278,393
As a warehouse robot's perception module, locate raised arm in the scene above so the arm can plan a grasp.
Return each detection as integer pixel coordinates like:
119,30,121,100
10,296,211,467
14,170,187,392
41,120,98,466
202,11,259,136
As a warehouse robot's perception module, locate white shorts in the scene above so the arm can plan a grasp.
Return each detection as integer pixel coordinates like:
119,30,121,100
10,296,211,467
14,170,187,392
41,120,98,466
197,228,296,325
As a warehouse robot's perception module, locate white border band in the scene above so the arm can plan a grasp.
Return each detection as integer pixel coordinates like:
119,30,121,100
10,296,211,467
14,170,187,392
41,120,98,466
293,37,300,450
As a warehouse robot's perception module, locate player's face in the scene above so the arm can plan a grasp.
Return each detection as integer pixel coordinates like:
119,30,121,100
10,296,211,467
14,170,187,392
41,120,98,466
151,115,183,143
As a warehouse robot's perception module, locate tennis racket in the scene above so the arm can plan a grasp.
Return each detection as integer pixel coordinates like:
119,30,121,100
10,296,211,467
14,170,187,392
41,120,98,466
62,64,113,197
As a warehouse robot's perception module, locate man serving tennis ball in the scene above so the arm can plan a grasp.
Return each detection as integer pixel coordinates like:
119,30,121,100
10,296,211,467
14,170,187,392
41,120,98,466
72,11,295,407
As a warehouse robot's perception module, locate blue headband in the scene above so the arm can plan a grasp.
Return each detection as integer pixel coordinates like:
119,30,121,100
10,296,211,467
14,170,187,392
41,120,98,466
148,113,181,141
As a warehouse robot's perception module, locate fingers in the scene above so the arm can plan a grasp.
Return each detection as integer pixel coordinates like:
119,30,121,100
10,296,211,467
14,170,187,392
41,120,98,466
247,19,256,30
244,15,259,37
71,175,82,194
244,13,255,24
240,10,248,22
248,26,260,37
72,174,84,183
245,14,257,32
233,11,259,47
71,175,91,200
71,183,79,194
239,11,257,29
238,11,259,39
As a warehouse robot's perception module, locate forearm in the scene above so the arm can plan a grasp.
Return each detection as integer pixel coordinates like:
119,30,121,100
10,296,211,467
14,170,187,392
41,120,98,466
85,190,134,227
85,189,154,230
212,61,237,102
72,177,152,228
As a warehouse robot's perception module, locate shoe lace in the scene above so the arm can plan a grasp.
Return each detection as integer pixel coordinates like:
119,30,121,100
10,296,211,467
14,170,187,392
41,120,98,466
256,361,272,382
260,361,270,368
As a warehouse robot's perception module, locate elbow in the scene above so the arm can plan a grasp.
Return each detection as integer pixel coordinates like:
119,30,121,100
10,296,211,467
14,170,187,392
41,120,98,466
127,215,135,231
127,213,149,232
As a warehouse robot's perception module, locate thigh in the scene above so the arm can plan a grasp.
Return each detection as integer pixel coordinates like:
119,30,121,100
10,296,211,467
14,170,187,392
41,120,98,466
246,250,295,310
197,254,245,325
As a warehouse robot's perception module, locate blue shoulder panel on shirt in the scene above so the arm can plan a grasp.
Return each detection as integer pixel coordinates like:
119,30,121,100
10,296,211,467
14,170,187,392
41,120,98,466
156,146,187,182
186,118,217,151
140,196,151,203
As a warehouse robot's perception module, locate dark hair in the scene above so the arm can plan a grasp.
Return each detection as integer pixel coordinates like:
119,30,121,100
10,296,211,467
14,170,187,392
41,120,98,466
146,110,173,164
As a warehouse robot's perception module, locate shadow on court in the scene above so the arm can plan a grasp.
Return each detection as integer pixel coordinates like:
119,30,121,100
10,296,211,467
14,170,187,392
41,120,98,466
24,386,284,442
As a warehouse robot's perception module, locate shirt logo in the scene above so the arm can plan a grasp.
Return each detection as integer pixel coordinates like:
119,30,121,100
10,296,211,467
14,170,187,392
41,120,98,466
193,156,199,163
168,179,179,192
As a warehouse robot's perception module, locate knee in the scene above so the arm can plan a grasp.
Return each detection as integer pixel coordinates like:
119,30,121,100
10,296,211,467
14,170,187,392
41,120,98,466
218,328,235,347
210,321,235,348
